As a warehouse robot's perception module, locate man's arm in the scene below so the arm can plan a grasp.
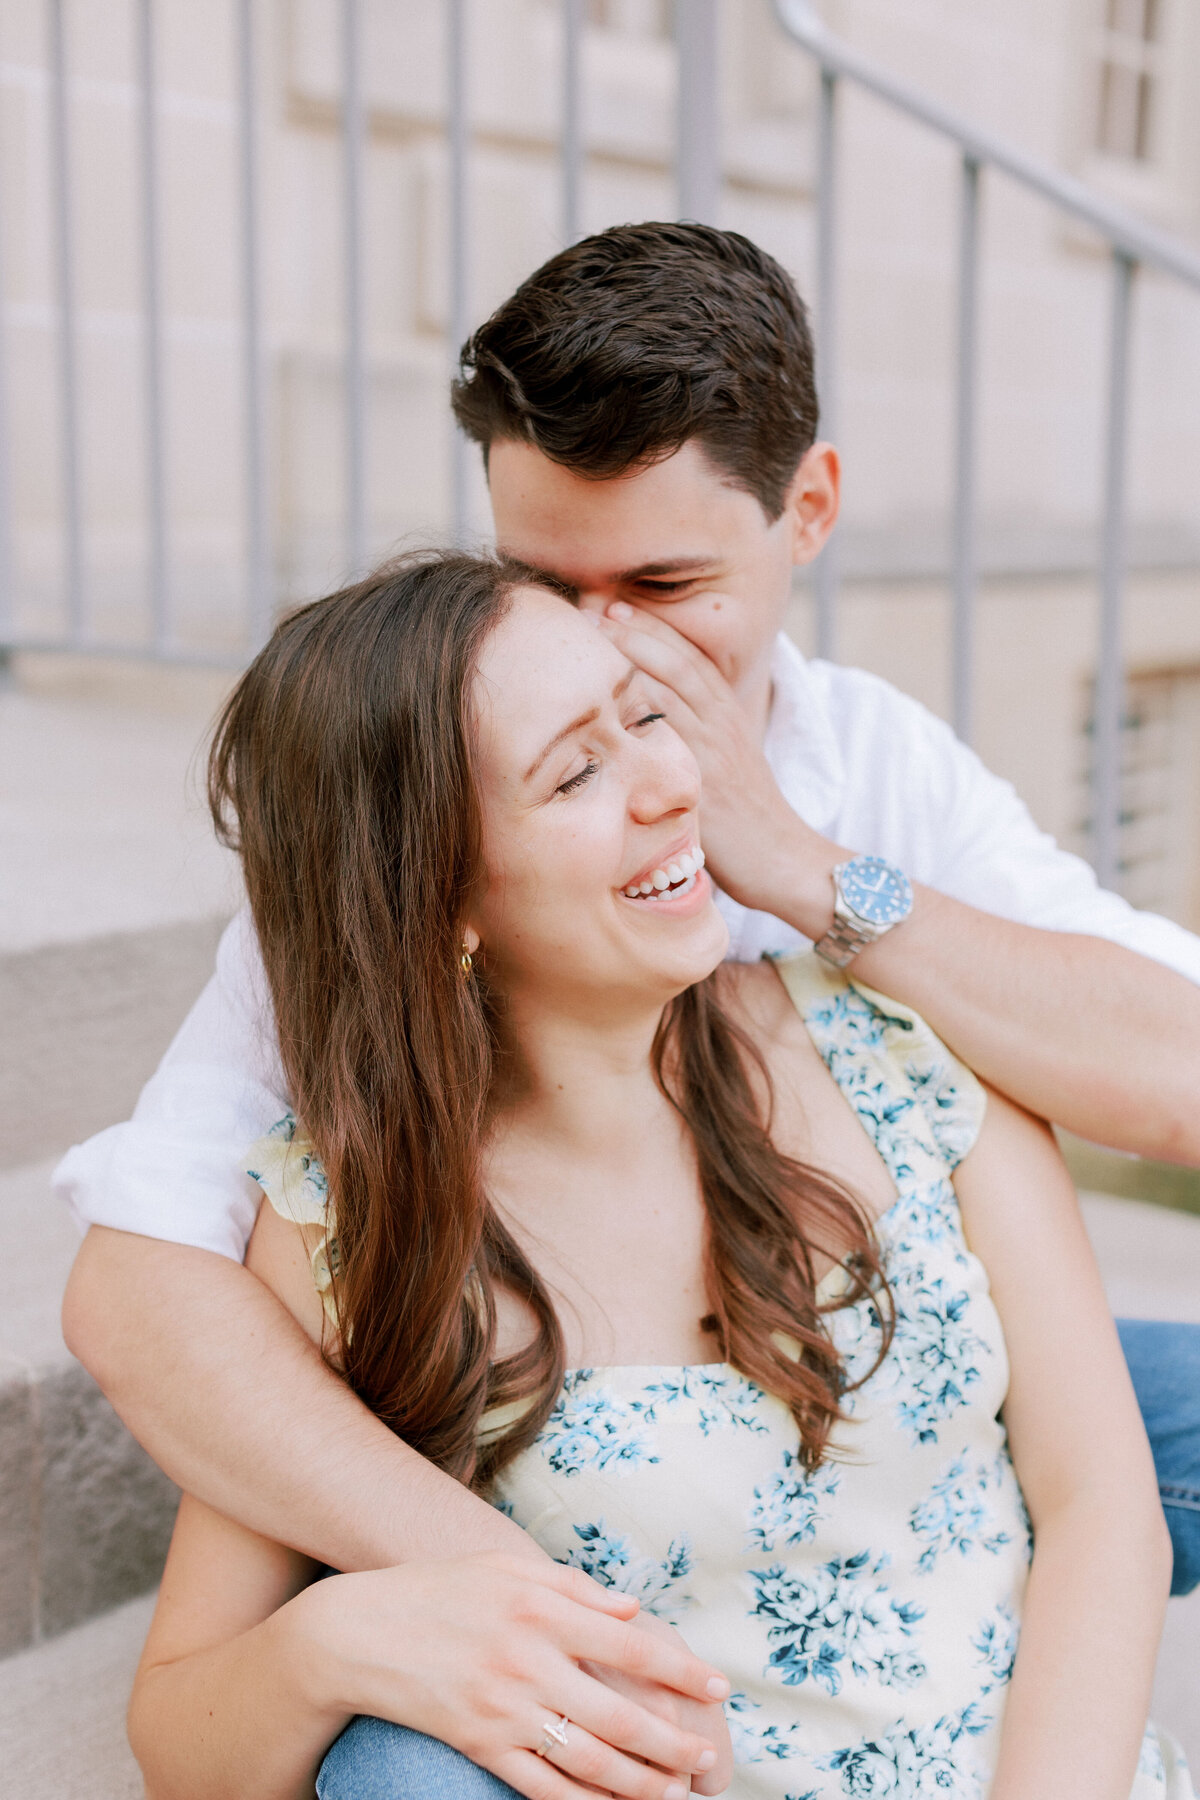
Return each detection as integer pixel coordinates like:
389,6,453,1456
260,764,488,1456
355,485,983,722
63,1228,535,1571
600,604,1200,1163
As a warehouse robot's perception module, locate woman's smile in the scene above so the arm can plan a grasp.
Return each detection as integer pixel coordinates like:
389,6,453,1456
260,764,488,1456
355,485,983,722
619,846,710,916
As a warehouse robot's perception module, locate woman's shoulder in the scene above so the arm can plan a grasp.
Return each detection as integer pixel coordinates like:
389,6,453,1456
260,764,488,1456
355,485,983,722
747,952,989,1176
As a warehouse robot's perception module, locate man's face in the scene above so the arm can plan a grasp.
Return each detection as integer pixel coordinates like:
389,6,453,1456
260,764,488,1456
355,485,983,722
488,437,835,729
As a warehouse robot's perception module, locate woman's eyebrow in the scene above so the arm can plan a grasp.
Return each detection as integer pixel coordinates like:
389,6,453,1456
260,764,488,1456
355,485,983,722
523,664,637,782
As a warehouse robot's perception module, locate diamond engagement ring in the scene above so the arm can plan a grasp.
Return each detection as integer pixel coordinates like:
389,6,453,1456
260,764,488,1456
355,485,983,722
536,1715,571,1758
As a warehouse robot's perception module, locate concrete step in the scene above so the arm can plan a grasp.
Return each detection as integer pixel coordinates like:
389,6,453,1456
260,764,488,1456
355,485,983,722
0,1590,153,1798
0,1157,178,1661
0,915,232,1171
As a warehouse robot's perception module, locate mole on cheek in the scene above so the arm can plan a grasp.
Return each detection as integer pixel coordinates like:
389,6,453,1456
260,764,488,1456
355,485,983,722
712,600,722,611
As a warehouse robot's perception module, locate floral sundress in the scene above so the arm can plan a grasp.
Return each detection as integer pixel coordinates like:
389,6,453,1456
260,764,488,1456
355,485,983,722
247,950,1192,1800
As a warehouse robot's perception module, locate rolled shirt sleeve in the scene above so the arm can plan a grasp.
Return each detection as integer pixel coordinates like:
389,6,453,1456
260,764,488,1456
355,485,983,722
780,651,1200,986
52,909,290,1261
818,663,1200,985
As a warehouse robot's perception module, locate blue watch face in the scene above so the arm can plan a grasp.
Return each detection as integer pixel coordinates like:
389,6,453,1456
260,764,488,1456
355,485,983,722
840,855,913,927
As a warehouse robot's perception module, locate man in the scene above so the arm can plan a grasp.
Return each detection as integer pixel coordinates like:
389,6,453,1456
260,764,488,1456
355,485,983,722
59,221,1200,1668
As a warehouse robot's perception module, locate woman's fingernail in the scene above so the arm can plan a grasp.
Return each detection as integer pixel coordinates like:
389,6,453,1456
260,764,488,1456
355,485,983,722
695,1750,717,1771
607,600,633,620
664,1783,688,1800
705,1675,730,1700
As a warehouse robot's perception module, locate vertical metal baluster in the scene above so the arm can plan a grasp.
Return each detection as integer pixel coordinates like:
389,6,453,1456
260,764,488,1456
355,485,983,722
342,0,367,576
137,0,169,649
448,0,469,544
951,155,980,745
562,0,583,246
675,0,719,224
0,180,16,666
48,0,85,642
813,65,839,662
237,0,271,647
1093,250,1136,891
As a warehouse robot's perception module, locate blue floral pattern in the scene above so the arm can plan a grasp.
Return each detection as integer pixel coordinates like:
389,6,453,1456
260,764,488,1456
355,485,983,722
562,1520,694,1619
540,1371,659,1476
632,1366,769,1436
748,1450,842,1552
751,1554,926,1696
909,1452,1015,1572
816,1703,991,1798
972,1603,1019,1696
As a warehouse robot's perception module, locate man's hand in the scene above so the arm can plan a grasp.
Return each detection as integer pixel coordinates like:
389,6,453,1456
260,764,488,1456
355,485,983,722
599,602,840,933
581,1608,734,1798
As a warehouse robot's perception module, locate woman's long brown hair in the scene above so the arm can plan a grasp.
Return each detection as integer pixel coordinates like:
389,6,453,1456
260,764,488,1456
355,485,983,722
210,550,891,1489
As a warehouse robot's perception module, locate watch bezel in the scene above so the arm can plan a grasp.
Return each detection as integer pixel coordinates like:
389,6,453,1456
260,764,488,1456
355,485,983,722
834,855,914,932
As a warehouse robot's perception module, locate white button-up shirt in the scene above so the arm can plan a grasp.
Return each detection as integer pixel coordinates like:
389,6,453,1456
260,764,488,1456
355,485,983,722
54,636,1200,1261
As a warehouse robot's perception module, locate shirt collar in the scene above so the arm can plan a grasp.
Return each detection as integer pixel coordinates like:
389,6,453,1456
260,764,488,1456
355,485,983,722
763,632,845,835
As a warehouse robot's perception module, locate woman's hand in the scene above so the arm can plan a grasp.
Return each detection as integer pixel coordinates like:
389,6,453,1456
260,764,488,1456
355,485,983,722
579,1608,734,1798
290,1551,732,1800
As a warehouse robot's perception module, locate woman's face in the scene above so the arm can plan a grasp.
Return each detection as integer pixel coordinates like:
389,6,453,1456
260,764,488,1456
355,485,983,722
468,585,729,1014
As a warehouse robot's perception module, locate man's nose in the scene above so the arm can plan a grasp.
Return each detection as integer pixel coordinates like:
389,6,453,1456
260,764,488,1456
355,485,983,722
576,591,609,616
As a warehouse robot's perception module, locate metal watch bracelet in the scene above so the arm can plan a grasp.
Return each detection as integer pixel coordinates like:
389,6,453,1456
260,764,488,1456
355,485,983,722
813,913,877,968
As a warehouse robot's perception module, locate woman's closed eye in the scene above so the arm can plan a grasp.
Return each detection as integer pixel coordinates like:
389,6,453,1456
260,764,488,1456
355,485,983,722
553,713,665,797
556,760,598,796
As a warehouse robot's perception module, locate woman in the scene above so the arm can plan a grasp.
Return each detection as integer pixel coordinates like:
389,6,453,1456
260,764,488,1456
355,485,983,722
128,551,1188,1800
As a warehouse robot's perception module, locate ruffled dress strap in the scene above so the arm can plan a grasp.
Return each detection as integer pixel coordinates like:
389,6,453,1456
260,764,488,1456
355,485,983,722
767,950,987,1190
245,1112,340,1324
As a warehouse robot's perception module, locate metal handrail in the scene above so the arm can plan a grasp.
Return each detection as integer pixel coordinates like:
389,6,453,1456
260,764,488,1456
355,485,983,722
774,0,1200,288
773,0,1200,888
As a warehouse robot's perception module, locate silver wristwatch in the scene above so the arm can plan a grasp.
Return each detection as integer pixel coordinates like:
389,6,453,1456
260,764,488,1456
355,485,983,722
813,854,914,969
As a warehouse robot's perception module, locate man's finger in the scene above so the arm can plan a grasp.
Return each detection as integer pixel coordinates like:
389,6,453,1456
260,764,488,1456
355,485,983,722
598,609,727,713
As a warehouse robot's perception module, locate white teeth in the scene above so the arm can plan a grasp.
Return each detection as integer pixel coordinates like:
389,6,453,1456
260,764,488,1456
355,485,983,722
621,848,704,900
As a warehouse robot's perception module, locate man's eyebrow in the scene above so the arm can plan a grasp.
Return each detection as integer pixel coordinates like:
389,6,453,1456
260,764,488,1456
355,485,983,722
614,556,713,582
524,664,637,783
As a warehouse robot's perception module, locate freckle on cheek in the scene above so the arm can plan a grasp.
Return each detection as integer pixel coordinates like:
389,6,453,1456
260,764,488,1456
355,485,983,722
712,600,722,611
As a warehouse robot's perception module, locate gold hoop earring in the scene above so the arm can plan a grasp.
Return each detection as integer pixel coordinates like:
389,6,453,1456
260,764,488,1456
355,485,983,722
460,944,474,978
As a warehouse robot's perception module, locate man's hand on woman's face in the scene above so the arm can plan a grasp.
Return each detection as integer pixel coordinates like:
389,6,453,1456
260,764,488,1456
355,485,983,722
598,602,839,925
296,1550,731,1800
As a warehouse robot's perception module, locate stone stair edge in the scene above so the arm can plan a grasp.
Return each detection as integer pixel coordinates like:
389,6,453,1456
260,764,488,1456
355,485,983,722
0,910,232,1171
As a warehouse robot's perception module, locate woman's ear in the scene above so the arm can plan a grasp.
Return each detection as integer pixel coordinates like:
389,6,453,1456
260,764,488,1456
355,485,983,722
783,442,840,568
463,925,481,956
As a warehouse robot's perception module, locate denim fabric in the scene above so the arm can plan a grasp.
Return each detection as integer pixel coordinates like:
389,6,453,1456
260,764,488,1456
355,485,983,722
1120,1318,1200,1596
317,1717,523,1800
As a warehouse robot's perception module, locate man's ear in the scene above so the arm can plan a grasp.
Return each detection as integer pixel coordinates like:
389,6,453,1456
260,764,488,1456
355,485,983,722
782,442,840,567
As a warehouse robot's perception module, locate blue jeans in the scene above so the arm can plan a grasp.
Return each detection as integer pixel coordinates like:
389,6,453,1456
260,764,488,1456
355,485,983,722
1118,1318,1200,1595
318,1719,518,1800
318,1319,1200,1799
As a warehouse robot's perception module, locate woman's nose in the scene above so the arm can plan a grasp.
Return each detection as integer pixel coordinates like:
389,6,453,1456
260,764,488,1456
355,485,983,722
629,726,701,823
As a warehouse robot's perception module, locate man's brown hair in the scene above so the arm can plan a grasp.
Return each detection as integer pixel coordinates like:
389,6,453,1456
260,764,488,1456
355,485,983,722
451,221,819,520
